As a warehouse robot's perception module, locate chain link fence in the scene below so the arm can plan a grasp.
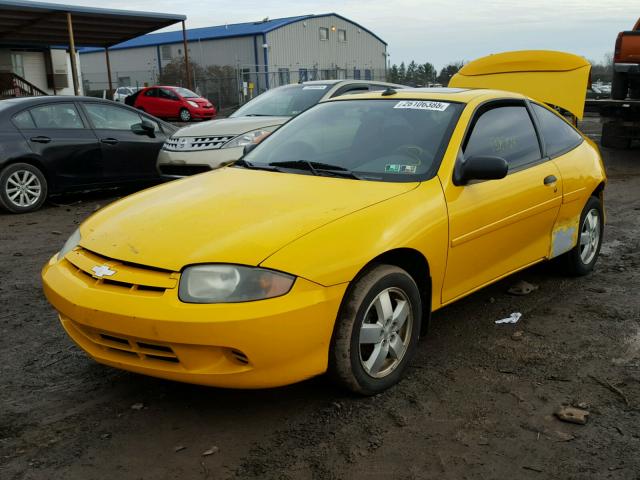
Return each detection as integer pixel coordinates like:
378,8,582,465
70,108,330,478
82,64,388,113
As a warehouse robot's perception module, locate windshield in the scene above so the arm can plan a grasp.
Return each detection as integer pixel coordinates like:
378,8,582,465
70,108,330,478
242,99,463,182
174,87,199,98
231,84,332,118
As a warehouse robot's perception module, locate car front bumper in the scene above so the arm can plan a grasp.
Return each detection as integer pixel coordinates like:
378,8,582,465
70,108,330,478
42,252,347,388
157,147,244,177
189,107,216,119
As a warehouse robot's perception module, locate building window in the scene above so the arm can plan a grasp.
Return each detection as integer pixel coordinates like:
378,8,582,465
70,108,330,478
299,68,308,82
319,27,329,41
161,45,172,61
338,29,347,42
278,68,290,85
353,68,361,80
364,69,372,80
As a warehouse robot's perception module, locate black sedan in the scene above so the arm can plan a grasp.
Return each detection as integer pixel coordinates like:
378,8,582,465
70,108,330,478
0,96,176,213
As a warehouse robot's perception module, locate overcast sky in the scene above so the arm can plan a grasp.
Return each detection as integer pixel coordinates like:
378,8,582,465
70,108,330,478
50,0,636,69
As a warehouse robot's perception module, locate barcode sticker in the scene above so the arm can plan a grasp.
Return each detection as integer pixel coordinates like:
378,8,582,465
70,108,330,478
393,100,449,111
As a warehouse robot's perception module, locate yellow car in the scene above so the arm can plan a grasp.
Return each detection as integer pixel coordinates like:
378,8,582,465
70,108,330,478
42,51,606,395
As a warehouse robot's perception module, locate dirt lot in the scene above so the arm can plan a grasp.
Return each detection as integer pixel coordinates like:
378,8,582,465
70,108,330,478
1,116,639,480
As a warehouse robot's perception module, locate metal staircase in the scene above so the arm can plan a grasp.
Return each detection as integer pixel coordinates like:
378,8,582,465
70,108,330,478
0,72,48,99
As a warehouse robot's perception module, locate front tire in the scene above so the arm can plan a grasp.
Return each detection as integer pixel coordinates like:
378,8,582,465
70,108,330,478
560,196,604,276
179,108,192,122
329,264,422,395
0,163,48,213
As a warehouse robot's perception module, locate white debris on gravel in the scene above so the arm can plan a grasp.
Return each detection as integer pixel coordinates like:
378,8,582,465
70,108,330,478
495,312,522,324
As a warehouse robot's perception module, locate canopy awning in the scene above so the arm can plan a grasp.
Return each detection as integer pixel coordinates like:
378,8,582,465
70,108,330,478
449,50,591,119
0,0,185,48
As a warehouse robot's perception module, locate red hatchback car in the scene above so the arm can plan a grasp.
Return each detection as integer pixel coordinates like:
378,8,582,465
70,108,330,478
134,86,216,122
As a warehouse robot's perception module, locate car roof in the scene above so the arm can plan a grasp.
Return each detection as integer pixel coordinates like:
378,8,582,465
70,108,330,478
300,79,403,87
0,96,115,111
325,87,527,103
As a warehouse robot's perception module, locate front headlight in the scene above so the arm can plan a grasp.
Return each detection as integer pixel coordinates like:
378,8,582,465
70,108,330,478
222,129,273,149
187,100,199,108
179,264,295,303
59,228,81,260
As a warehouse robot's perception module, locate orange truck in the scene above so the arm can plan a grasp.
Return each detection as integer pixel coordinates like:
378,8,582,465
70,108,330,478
612,18,640,99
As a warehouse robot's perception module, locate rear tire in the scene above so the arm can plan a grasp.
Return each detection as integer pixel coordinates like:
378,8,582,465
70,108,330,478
179,108,192,122
329,264,422,395
611,71,628,100
0,163,48,213
559,196,604,276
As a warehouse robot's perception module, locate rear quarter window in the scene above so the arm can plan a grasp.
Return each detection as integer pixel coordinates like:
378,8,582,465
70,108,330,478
12,110,36,129
532,103,583,157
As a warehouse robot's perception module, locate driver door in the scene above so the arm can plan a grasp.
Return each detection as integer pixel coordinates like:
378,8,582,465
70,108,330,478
81,102,166,182
441,101,562,303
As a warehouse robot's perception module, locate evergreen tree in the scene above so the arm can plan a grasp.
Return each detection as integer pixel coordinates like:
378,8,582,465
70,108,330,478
406,61,418,86
398,62,406,84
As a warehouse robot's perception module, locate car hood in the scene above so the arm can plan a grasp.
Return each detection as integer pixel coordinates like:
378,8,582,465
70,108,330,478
79,167,418,272
174,116,289,137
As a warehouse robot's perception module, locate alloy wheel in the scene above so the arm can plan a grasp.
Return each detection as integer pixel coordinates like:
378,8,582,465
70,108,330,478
5,170,42,208
358,287,413,378
579,208,601,265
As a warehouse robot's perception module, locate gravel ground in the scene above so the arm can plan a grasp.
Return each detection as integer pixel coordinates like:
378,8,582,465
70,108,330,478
1,115,639,479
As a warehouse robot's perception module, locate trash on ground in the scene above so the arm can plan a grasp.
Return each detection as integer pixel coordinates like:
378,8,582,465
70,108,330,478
507,280,539,296
130,402,144,410
555,406,589,425
202,446,219,456
174,445,186,453
496,312,522,324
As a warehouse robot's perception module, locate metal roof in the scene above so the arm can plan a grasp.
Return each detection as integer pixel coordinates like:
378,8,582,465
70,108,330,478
0,0,186,48
79,13,387,53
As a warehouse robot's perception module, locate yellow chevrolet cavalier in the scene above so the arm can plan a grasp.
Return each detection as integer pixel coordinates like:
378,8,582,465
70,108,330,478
43,52,606,395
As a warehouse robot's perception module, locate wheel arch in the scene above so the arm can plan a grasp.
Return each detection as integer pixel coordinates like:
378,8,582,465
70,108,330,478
349,248,432,335
591,181,605,201
1,156,53,190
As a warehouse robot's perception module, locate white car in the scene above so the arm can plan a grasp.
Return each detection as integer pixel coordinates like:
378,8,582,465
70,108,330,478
157,80,403,177
112,86,140,103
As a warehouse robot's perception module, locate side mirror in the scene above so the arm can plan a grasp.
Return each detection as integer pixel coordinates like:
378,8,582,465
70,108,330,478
131,120,156,137
454,155,508,185
243,142,259,156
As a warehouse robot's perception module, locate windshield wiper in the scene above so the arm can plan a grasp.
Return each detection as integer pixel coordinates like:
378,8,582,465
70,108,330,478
243,113,273,117
269,160,361,179
233,159,281,172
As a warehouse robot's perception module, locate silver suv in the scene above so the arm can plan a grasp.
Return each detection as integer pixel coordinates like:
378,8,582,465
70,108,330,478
157,80,403,177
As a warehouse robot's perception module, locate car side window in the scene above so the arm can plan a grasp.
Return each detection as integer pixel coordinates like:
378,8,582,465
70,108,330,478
333,84,369,97
144,88,157,97
159,88,178,100
84,103,143,130
29,103,84,129
12,110,36,129
531,103,583,157
464,105,541,170
369,84,393,91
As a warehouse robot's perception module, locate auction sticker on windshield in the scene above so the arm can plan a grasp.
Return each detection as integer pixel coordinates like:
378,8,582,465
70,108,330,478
303,85,328,90
393,100,449,111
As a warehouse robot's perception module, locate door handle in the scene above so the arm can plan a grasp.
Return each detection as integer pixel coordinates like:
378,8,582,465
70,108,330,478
100,138,119,145
543,175,557,185
29,136,51,144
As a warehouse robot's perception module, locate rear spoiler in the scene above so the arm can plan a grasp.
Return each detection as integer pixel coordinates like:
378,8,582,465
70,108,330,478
449,50,591,119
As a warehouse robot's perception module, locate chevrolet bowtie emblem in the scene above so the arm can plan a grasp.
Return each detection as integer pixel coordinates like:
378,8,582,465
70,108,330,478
91,265,116,278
